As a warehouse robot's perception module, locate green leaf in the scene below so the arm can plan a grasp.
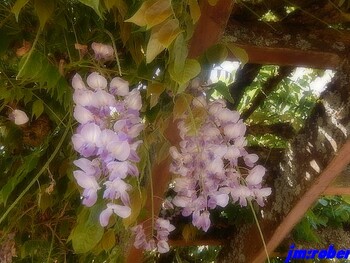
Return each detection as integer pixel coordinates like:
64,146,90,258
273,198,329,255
171,34,188,74
147,82,165,108
146,33,164,64
188,0,201,23
34,0,54,30
70,205,104,254
17,51,44,80
32,99,44,118
100,229,116,251
0,147,46,205
122,189,146,227
226,43,249,67
21,240,50,258
214,81,234,103
11,0,29,21
144,0,172,29
103,0,118,11
156,19,181,47
125,0,172,29
169,59,201,86
146,19,181,63
173,94,192,119
342,195,350,205
79,0,103,18
206,44,228,64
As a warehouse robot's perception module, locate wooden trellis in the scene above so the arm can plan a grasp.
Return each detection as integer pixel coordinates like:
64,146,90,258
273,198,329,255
126,0,350,262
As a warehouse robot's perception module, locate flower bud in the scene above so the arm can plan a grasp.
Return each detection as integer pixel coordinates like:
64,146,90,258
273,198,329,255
9,109,29,125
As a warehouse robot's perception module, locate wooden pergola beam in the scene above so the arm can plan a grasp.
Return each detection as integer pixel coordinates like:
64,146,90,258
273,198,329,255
223,21,347,69
188,0,235,59
323,186,350,196
230,44,341,69
169,239,225,247
218,60,350,263
253,140,350,263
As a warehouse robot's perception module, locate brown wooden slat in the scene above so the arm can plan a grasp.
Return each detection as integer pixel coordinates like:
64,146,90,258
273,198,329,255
229,44,341,69
252,139,350,263
169,239,225,247
223,21,347,69
323,187,350,195
188,0,235,58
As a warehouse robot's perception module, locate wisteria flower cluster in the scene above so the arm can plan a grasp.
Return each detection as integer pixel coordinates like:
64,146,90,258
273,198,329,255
71,72,144,227
169,96,271,232
131,218,175,254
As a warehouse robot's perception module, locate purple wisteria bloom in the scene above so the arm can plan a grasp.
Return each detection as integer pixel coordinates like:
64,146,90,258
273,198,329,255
169,96,271,233
91,42,114,61
71,72,144,228
131,218,175,253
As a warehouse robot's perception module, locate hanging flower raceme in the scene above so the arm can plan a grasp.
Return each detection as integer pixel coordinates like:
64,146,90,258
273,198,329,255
131,218,175,254
169,96,271,232
71,72,144,226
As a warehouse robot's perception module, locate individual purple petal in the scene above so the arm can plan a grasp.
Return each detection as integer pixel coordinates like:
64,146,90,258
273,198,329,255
128,123,144,138
254,187,272,206
246,165,266,186
157,240,170,253
82,188,98,207
80,123,101,144
192,211,211,232
103,178,131,204
99,206,114,227
110,77,129,96
223,122,246,139
234,137,247,148
87,72,107,90
73,158,100,177
9,109,29,125
97,129,119,149
210,193,229,208
72,73,86,90
110,203,131,218
106,140,130,161
73,105,94,124
224,146,241,161
91,42,114,61
107,161,129,179
231,185,251,207
147,239,157,251
217,108,240,123
113,119,127,133
73,170,100,190
72,123,101,157
128,163,139,177
156,218,176,232
169,146,182,161
208,101,224,115
95,89,117,107
172,196,192,208
73,89,95,107
207,158,224,174
125,89,142,111
244,153,259,168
